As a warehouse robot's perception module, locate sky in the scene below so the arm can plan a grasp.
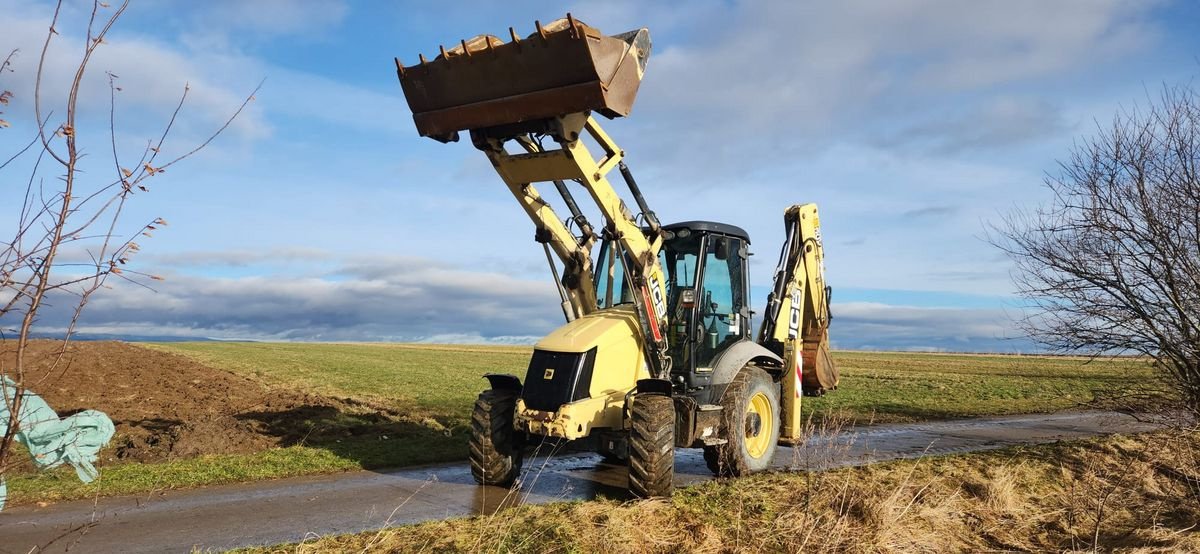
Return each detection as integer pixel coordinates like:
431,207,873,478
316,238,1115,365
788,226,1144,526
1,0,1198,351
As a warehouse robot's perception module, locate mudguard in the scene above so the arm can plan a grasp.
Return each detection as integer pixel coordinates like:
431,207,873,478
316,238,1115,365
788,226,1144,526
709,340,783,397
484,373,522,392
636,377,673,396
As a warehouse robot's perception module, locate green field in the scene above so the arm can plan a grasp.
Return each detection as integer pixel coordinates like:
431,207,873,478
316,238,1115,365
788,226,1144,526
152,342,1151,424
146,342,533,428
809,351,1149,421
7,343,1153,505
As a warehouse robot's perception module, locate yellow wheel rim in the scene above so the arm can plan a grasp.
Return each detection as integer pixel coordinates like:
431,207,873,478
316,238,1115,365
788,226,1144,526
745,391,773,459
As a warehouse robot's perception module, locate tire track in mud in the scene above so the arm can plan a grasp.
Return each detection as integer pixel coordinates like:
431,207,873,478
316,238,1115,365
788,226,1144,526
0,411,1160,553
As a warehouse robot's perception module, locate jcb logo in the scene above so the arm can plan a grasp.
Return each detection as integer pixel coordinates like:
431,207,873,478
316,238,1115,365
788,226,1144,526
788,290,802,339
649,278,667,319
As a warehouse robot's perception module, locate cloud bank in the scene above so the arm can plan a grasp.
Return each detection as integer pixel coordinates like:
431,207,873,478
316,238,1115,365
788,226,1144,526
21,252,1032,352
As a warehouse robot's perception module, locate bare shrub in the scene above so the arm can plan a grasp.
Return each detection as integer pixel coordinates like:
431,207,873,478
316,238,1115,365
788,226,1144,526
0,1,255,482
994,82,1200,420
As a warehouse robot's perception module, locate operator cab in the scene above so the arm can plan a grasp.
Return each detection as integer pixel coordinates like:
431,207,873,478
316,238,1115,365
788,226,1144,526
594,221,752,395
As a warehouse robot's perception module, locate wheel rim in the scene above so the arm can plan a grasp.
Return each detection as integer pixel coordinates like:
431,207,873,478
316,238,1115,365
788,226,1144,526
745,391,773,458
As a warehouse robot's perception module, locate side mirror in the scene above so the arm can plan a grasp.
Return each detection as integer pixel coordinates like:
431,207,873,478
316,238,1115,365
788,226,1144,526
714,237,729,260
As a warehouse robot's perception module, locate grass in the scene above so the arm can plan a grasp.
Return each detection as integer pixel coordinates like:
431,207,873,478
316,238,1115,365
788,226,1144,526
10,447,356,505
4,344,1155,507
142,342,532,427
805,351,1153,422
248,430,1200,553
4,434,466,506
151,343,1154,425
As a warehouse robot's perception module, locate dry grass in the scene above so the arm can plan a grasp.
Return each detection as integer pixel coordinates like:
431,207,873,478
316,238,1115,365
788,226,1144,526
251,429,1200,553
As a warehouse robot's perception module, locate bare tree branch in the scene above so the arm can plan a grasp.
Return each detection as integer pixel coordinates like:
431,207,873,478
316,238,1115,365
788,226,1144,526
993,82,1200,420
0,0,255,482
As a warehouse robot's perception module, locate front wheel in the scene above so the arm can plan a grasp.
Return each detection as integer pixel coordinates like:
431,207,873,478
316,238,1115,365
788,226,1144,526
628,393,674,498
469,389,523,487
705,366,780,476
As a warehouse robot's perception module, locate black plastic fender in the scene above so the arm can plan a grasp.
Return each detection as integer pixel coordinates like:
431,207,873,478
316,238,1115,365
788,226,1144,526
484,373,523,392
636,377,673,396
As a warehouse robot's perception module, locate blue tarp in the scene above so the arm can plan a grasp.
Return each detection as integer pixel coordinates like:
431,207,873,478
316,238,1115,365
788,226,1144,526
0,376,114,511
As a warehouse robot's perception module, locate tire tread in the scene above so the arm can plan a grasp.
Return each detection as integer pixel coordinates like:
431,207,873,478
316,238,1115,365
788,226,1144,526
628,394,674,497
469,389,523,487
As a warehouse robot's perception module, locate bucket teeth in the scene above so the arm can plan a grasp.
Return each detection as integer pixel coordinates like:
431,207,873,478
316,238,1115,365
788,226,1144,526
438,35,505,60
397,15,652,141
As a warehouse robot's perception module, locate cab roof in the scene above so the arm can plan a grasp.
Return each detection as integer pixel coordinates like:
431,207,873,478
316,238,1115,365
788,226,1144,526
662,220,751,244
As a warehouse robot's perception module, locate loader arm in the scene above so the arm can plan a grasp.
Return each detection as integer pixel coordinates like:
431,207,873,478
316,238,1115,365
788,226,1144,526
472,115,673,376
757,203,839,442
396,17,672,377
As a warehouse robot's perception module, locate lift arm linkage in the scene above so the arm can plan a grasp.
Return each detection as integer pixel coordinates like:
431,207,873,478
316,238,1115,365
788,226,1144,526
473,114,673,376
758,203,838,441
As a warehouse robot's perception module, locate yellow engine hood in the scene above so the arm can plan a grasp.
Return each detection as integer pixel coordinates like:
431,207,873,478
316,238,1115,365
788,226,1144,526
536,305,641,353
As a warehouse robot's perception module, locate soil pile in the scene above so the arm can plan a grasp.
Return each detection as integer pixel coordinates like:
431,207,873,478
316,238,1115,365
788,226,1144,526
3,341,396,465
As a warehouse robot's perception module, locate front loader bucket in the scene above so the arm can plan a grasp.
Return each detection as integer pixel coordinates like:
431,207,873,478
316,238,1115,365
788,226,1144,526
396,16,651,141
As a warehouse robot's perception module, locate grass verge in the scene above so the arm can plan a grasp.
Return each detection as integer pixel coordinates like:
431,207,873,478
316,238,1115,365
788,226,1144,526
251,429,1200,553
6,436,463,506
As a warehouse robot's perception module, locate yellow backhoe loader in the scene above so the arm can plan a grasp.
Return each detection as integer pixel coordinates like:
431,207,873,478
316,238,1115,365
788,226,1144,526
394,16,838,497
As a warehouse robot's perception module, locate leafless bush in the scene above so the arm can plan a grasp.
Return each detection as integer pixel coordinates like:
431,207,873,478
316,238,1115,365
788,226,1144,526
995,82,1200,421
0,0,255,480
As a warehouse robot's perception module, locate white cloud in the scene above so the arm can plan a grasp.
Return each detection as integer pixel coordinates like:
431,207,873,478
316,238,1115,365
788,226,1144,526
876,96,1070,154
38,256,563,342
0,3,268,142
145,248,332,268
612,0,1158,183
18,251,1031,352
831,301,1031,352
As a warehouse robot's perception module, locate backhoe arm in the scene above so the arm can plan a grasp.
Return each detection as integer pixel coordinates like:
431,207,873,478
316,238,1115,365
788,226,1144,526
758,203,838,442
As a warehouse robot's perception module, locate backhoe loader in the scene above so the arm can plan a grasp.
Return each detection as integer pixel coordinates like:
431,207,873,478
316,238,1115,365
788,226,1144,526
394,16,838,497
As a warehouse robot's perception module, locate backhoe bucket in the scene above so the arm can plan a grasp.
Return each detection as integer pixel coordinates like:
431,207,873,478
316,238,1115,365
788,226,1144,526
396,17,651,141
802,331,839,392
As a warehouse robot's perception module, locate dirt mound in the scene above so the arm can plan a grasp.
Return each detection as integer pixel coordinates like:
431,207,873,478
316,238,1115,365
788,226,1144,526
4,341,395,465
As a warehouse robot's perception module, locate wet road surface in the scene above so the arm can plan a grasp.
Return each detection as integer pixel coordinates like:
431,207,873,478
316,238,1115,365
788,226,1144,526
0,411,1159,553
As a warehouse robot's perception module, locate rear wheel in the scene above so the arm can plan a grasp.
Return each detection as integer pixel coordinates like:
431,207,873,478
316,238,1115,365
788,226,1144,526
469,389,523,487
705,366,780,476
628,393,674,498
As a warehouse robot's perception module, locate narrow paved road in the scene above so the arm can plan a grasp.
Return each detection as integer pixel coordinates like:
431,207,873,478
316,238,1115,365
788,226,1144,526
0,411,1158,553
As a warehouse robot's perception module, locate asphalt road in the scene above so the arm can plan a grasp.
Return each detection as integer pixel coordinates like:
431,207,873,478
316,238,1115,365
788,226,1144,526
0,411,1159,553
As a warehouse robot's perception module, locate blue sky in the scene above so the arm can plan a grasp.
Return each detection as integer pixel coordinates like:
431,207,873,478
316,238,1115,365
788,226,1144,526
1,0,1197,351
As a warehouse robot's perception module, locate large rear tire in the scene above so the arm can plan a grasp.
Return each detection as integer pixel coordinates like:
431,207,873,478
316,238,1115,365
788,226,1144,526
705,366,780,476
469,389,523,487
628,393,674,498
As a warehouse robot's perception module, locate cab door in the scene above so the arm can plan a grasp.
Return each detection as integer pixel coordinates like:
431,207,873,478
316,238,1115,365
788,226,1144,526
693,234,750,370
